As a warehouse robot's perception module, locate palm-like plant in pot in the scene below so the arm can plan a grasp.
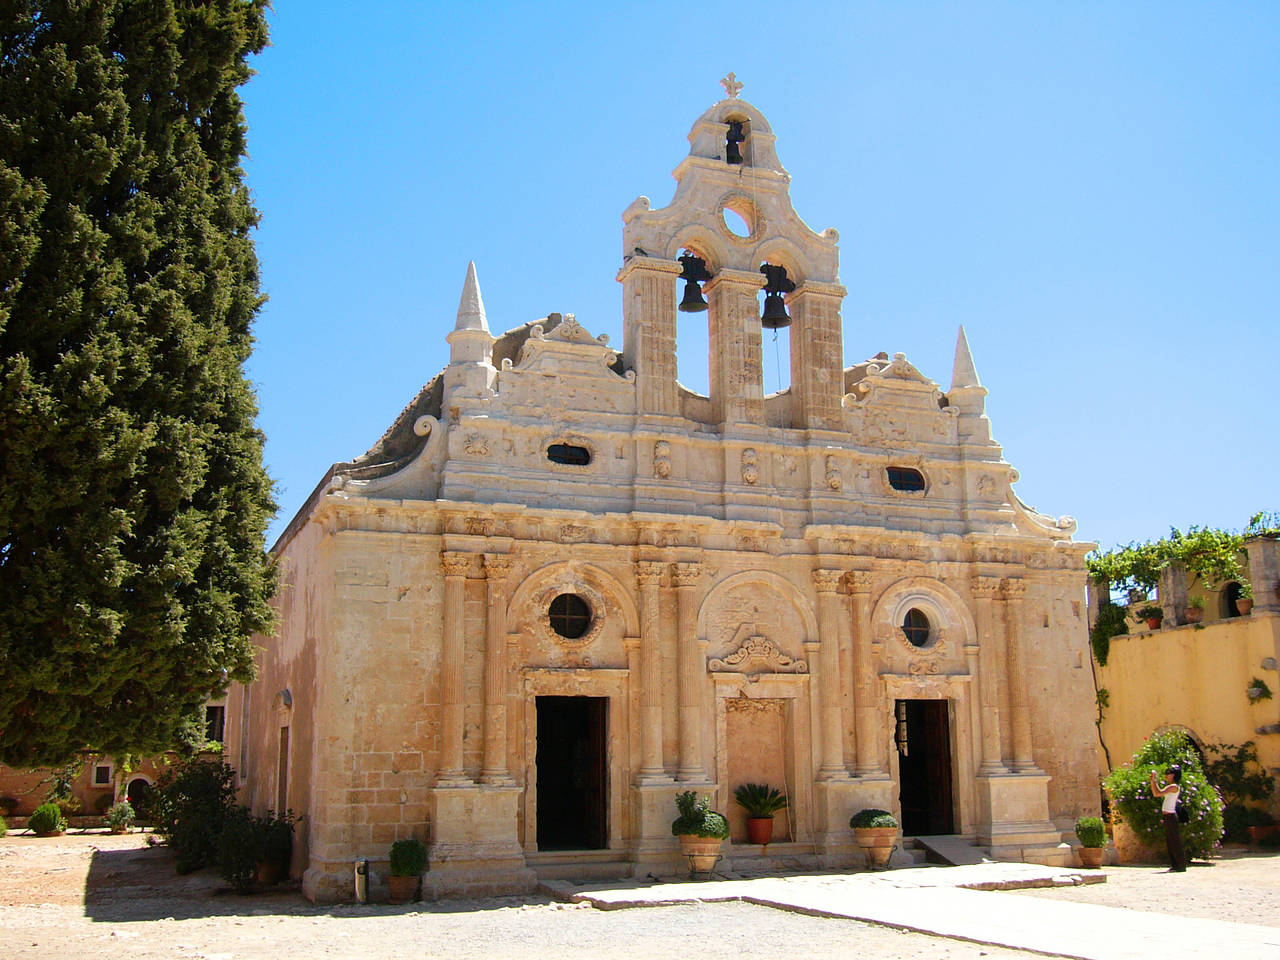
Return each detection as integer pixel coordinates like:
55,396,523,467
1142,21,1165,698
388,837,427,904
733,783,788,846
1074,816,1106,869
850,808,898,869
671,790,729,874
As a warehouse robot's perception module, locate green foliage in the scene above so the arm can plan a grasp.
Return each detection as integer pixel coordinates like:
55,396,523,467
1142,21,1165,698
389,838,427,877
850,808,899,829
1186,595,1205,610
1204,742,1275,807
257,808,297,865
1103,729,1224,858
1088,523,1253,598
1221,804,1274,844
1247,677,1273,702
151,759,237,873
29,801,66,834
733,782,788,818
1074,816,1106,848
93,792,115,814
0,0,277,768
106,800,135,830
0,815,6,838
215,805,261,894
671,790,730,839
1134,605,1163,623
1090,603,1128,666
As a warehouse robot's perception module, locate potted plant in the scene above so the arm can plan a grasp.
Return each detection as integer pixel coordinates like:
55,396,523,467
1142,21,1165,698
1237,580,1254,616
255,809,298,885
1075,815,1106,868
671,790,729,874
850,808,899,869
105,800,135,834
733,782,788,846
388,837,426,904
28,801,67,837
1135,605,1164,630
1184,596,1205,624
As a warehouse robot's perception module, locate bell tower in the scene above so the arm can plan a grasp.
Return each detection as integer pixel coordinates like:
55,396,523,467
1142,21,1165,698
618,76,846,433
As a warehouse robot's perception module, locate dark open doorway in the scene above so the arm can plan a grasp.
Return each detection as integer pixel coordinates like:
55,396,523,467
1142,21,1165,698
895,698,955,836
536,696,608,850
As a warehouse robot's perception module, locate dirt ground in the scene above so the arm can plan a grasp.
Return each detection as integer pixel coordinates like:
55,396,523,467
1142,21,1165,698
2,830,1277,960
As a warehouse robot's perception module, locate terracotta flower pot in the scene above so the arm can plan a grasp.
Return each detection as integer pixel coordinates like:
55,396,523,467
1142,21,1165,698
1145,617,1163,630
1237,598,1254,616
1184,607,1204,624
1248,824,1280,843
853,827,898,869
677,834,724,873
746,817,774,845
257,859,286,886
387,874,419,904
1077,846,1104,869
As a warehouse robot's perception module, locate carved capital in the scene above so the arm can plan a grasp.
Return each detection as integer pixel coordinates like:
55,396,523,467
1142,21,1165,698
1001,578,1027,602
971,576,1001,599
813,569,844,594
672,561,702,589
845,570,873,595
441,551,472,579
482,554,514,581
636,560,665,587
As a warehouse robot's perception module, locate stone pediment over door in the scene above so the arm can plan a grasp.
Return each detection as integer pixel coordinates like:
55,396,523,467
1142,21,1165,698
708,626,808,675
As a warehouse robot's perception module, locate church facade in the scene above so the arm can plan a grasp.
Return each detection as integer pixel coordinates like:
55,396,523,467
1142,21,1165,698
227,84,1099,902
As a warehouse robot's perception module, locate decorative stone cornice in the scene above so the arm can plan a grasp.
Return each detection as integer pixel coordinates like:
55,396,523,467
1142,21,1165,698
845,570,873,595
672,562,702,589
971,576,1001,599
636,560,666,587
441,551,473,578
482,554,515,580
709,636,807,675
813,569,844,594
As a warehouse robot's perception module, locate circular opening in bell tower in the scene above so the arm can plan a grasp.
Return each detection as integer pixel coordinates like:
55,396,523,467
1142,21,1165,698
722,207,751,237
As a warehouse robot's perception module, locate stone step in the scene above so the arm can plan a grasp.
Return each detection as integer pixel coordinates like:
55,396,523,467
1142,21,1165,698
911,834,990,866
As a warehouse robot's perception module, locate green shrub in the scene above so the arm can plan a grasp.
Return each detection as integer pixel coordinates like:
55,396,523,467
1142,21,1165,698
670,791,730,839
215,805,262,894
850,808,898,829
1221,804,1274,843
733,783,788,818
0,815,7,838
93,793,115,814
1260,830,1280,848
1075,816,1107,848
106,801,136,832
1104,729,1224,858
257,809,298,866
152,760,238,873
29,802,66,835
389,837,428,877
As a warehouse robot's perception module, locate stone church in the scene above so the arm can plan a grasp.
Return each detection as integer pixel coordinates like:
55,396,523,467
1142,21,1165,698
227,80,1099,902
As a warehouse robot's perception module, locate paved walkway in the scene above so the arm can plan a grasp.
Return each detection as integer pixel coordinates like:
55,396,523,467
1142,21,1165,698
541,864,1280,960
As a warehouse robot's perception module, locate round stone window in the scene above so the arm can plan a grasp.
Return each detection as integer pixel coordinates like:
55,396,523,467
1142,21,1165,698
901,608,931,648
549,593,592,640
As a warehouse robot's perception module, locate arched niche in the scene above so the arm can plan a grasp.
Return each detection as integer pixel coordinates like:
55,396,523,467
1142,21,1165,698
869,577,977,665
506,560,640,668
697,570,819,667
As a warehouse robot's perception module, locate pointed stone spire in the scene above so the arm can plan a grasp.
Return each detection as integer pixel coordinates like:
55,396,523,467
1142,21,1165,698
951,325,981,390
454,261,488,332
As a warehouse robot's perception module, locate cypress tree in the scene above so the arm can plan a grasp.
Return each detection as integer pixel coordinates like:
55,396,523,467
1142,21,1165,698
0,1,276,767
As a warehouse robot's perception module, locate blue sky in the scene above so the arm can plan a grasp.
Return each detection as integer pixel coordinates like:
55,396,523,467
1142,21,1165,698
240,2,1278,552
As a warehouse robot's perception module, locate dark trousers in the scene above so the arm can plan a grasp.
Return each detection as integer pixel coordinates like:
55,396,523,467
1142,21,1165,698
1162,812,1187,871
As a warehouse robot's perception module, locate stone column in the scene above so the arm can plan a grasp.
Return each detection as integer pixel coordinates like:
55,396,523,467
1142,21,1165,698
1001,578,1038,772
636,560,669,782
618,257,683,417
673,561,707,782
480,554,514,784
847,571,883,776
787,280,847,431
438,551,473,785
704,268,765,429
814,569,850,780
971,576,1006,774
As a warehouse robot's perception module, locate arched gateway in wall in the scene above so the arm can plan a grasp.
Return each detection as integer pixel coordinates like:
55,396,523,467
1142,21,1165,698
231,78,1097,902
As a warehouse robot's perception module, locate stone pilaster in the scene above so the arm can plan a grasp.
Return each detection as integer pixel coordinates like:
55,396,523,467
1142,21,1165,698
847,571,884,776
480,554,514,785
704,268,765,429
636,560,669,782
438,551,474,786
618,257,683,417
814,569,850,780
1001,578,1039,773
971,576,1007,775
673,561,707,782
787,280,847,430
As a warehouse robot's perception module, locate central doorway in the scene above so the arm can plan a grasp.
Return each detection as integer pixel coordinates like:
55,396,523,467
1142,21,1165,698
895,698,955,836
536,696,608,850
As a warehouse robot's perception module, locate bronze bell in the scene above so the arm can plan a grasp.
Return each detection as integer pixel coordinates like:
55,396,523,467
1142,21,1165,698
759,263,795,329
725,121,745,165
677,253,712,313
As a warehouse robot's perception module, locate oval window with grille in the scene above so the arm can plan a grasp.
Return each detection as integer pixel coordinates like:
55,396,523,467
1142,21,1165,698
902,608,931,648
887,466,926,492
547,443,592,466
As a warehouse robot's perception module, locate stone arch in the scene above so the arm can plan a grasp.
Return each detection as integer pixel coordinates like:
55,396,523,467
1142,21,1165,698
696,570,819,644
506,560,641,641
667,224,730,274
754,235,813,286
869,577,977,653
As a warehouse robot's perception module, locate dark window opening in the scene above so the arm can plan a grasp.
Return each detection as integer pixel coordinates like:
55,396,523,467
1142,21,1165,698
902,608,931,648
205,705,226,744
547,443,591,466
887,466,926,492
725,120,746,164
550,593,592,639
1224,581,1243,618
93,764,112,786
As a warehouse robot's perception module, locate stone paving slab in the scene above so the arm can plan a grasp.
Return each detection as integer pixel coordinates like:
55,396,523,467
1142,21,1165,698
542,864,1280,960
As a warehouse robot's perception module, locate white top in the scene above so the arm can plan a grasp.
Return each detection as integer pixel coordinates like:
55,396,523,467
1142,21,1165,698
1161,783,1179,814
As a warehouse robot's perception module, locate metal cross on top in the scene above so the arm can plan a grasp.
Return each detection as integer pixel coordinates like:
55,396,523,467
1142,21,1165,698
720,72,743,98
